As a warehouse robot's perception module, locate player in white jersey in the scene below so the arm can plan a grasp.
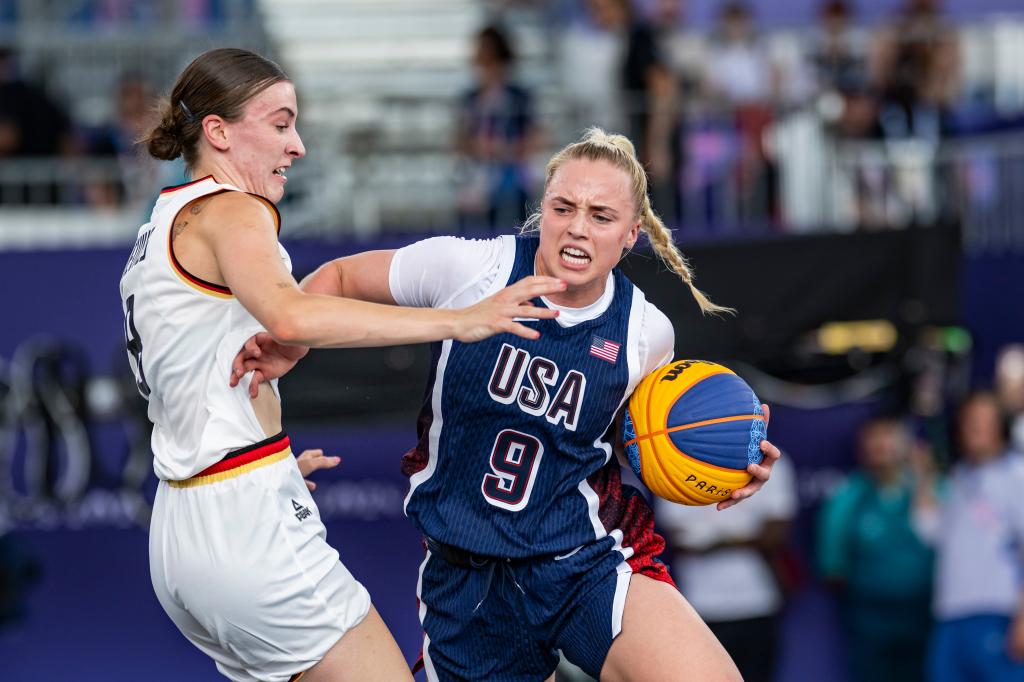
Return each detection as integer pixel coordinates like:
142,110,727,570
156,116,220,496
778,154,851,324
119,48,564,682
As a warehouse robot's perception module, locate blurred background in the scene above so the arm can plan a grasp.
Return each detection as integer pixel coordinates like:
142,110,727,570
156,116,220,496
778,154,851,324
1,0,1024,680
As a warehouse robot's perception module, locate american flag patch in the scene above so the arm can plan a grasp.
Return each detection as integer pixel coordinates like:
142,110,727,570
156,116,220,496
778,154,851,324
589,336,621,363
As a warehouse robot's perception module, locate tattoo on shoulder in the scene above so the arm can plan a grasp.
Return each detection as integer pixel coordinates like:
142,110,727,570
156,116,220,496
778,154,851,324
276,282,292,290
189,200,206,215
172,220,188,241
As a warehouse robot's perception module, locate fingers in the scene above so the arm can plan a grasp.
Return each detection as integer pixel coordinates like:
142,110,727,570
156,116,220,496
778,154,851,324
507,322,542,341
499,276,566,302
305,480,316,491
249,371,263,399
295,448,342,477
245,336,262,359
514,305,560,321
716,478,765,511
716,440,780,511
762,403,771,427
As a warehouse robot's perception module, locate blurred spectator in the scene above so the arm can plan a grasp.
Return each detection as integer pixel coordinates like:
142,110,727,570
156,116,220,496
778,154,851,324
702,2,779,224
83,73,160,207
869,0,961,141
455,24,538,231
995,345,1024,454
704,2,778,108
920,392,1024,681
811,0,869,98
656,455,798,682
585,0,678,216
818,415,937,682
0,47,76,204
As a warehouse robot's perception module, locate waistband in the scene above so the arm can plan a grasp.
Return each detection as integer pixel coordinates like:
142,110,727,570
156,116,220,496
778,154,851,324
424,536,567,569
168,432,292,489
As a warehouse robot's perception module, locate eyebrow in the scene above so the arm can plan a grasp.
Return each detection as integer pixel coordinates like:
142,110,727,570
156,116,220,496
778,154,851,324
269,107,296,119
551,195,620,215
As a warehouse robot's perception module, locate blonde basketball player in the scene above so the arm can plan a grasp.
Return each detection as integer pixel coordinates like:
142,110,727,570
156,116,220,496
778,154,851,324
119,48,563,682
233,129,783,681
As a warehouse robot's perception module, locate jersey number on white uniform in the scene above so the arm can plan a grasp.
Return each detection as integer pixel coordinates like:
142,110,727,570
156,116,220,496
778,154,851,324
124,294,151,399
481,429,543,512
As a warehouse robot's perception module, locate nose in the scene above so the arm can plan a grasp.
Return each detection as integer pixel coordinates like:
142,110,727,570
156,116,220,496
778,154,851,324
567,211,588,238
289,129,306,159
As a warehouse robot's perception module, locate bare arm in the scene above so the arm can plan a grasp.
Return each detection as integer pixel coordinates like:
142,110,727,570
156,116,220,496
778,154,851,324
202,193,561,348
299,250,397,303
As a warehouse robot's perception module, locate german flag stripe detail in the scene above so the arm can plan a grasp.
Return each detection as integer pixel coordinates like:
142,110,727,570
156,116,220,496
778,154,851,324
168,432,292,489
247,192,282,235
166,189,235,298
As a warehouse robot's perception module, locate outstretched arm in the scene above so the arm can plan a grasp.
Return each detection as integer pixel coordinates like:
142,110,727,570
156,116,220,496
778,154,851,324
205,193,562,349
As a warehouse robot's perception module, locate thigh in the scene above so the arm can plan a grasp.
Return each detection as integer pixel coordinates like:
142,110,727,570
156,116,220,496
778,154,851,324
301,605,412,682
553,556,633,679
417,551,557,682
599,574,741,682
158,459,373,681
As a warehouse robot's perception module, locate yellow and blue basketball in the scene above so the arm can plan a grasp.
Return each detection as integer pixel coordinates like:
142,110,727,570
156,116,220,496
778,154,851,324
623,359,767,505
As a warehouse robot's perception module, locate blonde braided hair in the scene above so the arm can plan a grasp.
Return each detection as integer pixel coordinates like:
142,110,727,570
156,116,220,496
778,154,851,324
524,127,733,316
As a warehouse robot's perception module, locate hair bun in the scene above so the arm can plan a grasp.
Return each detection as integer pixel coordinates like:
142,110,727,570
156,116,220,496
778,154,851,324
145,101,186,161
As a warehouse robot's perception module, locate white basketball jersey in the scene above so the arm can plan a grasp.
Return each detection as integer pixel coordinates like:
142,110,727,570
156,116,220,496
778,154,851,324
119,176,292,481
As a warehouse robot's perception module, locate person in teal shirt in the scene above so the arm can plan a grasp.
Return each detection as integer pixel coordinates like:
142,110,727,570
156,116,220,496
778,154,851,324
818,415,940,682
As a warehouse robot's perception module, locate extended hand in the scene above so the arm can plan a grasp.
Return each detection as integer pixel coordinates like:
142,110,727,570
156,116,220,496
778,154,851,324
717,404,782,511
454,276,565,343
229,332,309,398
296,448,341,492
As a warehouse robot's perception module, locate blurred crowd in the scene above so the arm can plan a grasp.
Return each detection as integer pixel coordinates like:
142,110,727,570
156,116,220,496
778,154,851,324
5,0,1024,236
460,0,1023,233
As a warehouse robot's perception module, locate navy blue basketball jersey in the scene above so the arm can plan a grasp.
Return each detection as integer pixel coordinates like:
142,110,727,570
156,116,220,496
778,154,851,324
402,236,653,557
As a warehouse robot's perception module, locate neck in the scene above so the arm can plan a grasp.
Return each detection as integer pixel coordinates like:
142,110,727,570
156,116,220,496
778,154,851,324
192,159,245,192
534,252,606,308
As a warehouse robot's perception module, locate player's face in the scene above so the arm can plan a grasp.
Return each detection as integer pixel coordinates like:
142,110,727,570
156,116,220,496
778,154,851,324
223,81,304,203
536,158,640,307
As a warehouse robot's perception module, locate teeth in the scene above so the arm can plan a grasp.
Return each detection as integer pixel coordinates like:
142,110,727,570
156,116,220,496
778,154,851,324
561,247,590,265
273,168,286,177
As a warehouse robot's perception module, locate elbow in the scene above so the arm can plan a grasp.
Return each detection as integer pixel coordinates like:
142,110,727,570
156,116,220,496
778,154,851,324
265,312,309,347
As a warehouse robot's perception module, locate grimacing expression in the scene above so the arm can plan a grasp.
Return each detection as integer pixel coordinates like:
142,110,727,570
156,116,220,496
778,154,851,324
535,158,640,307
219,81,305,203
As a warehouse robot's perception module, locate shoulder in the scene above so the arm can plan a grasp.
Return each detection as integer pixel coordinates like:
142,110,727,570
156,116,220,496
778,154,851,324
390,235,512,308
200,189,277,225
398,235,509,264
642,299,674,348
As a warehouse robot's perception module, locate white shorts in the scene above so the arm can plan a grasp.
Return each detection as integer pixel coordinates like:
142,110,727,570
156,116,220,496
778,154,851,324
149,433,371,681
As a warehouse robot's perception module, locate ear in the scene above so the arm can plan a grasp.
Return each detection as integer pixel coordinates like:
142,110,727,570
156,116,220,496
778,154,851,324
202,115,229,152
624,220,641,250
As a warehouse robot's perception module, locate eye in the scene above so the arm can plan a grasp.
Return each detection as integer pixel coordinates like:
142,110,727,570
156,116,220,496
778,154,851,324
276,124,289,131
553,206,571,215
593,214,612,224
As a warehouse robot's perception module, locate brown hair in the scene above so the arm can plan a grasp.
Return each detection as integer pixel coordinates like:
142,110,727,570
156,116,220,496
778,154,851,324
143,48,289,169
524,127,732,315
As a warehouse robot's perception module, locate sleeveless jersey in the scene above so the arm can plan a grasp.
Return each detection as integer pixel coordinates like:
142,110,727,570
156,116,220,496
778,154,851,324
118,176,290,481
402,236,656,557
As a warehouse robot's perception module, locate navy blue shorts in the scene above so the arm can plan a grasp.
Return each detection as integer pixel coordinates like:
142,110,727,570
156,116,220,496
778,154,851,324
415,531,673,681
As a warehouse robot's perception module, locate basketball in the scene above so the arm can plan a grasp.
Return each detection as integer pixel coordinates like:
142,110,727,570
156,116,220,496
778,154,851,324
623,359,767,505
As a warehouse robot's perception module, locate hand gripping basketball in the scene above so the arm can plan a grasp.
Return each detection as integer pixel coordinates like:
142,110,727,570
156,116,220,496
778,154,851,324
622,359,781,510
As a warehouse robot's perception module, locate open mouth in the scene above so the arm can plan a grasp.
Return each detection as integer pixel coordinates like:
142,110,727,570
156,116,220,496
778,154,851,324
560,246,591,266
273,167,287,179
